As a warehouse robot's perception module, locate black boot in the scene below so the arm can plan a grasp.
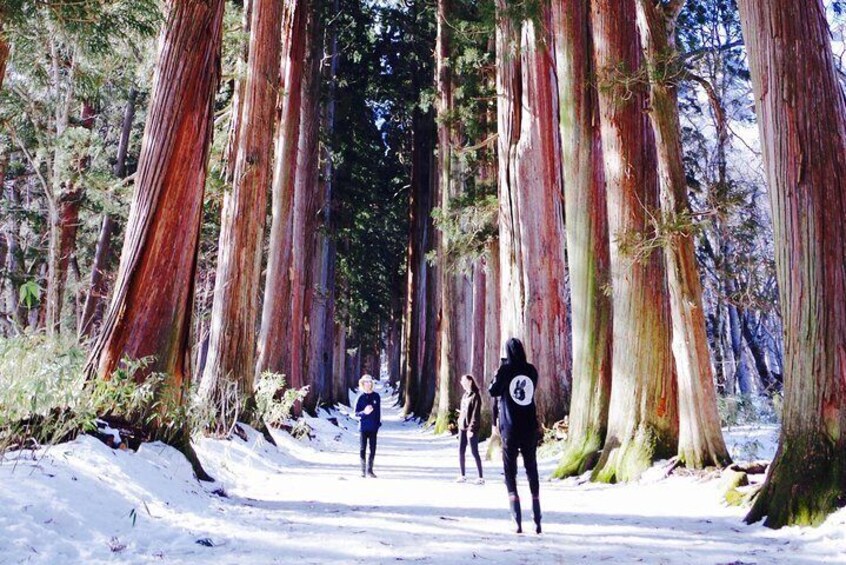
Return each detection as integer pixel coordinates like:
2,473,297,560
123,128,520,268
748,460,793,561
532,498,542,534
509,494,522,534
361,459,366,478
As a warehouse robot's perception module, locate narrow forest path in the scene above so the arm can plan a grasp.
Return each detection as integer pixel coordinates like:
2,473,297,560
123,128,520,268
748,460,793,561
1,381,842,563
186,382,833,564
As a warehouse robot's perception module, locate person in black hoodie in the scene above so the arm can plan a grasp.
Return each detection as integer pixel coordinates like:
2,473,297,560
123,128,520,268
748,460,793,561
456,374,484,484
489,338,542,534
355,374,381,478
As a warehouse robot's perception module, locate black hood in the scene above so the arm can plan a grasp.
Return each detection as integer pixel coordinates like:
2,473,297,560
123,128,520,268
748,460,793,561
505,338,527,366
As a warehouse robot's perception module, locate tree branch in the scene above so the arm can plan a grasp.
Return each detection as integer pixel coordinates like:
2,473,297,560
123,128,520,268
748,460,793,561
682,40,744,62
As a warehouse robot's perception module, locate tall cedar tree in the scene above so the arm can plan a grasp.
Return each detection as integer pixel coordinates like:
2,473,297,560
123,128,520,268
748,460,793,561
433,0,474,434
635,0,730,469
289,1,322,410
738,0,846,528
86,0,225,479
256,0,307,385
590,0,679,483
305,0,339,408
199,0,283,427
400,1,438,420
551,0,613,478
494,0,572,425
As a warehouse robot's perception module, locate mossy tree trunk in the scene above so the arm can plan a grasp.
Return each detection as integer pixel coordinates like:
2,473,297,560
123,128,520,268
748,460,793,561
551,0,612,478
85,0,225,480
494,0,572,426
199,0,283,428
738,0,846,528
590,0,678,484
635,0,730,470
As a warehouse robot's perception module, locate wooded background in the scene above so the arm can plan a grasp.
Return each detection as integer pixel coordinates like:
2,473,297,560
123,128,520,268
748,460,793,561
0,0,844,530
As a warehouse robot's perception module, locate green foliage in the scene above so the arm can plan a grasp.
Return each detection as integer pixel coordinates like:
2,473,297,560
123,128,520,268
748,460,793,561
18,279,40,308
0,336,158,452
0,334,85,424
431,190,498,274
254,372,309,427
331,0,432,349
616,207,706,265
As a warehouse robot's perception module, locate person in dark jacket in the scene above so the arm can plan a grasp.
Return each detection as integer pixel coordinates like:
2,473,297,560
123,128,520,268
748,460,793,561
355,374,381,478
489,337,542,534
456,374,484,484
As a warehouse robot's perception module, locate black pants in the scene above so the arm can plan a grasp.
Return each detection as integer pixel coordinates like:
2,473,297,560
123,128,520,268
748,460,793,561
360,430,377,472
502,433,539,498
459,429,483,478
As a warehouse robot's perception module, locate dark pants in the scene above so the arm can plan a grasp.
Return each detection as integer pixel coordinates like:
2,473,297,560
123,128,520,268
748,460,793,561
459,429,483,478
502,433,539,498
359,430,377,473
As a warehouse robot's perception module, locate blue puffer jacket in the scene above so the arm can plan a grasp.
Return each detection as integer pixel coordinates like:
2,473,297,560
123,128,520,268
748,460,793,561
355,392,382,433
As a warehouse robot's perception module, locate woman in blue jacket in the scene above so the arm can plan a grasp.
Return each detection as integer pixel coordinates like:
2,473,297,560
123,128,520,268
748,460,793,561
355,374,381,478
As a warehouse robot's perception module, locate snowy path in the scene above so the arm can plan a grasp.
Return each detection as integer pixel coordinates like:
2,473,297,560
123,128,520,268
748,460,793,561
1,383,844,564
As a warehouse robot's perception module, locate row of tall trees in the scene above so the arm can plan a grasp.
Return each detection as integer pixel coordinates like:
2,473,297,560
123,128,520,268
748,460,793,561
404,0,844,529
0,0,843,529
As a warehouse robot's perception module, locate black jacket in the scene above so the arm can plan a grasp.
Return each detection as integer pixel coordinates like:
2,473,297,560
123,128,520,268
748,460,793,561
458,390,481,433
489,339,538,440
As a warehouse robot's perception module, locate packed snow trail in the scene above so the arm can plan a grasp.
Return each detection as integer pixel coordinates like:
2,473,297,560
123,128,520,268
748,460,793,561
1,381,844,564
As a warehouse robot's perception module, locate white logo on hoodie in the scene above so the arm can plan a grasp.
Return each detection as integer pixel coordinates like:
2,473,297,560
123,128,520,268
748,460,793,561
509,375,534,407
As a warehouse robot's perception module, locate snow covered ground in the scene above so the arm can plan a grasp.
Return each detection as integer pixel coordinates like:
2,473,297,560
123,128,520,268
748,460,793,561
1,382,844,564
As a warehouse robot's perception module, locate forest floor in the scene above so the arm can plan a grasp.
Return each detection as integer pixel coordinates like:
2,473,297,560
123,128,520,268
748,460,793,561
1,382,844,564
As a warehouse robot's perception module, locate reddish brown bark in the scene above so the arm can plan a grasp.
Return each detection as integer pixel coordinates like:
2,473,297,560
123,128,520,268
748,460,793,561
86,0,225,420
738,0,846,528
0,25,8,91
289,5,321,401
256,0,306,383
636,0,730,470
199,0,283,425
483,238,501,425
495,0,572,425
471,259,486,387
590,0,678,483
551,0,613,478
